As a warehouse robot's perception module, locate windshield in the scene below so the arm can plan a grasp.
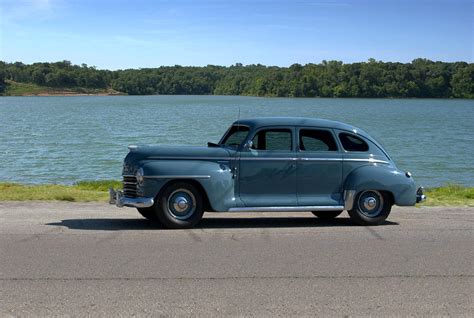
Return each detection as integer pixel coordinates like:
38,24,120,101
219,125,250,149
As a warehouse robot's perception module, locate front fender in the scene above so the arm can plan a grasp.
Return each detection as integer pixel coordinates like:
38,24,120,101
139,159,236,211
344,164,417,207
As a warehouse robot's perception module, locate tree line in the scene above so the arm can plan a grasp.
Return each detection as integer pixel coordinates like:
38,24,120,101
1,59,473,98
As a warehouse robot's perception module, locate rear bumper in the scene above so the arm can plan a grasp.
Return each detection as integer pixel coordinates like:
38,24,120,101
416,187,426,203
109,188,154,208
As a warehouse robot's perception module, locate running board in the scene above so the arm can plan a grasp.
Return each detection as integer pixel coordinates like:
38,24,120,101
228,206,344,212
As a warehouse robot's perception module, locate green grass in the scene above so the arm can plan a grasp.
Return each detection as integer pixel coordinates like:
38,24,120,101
74,180,122,191
422,184,474,207
4,81,55,95
0,180,121,202
3,80,122,96
0,181,472,206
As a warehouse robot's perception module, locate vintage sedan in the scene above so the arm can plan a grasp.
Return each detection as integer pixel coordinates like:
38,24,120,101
110,117,425,228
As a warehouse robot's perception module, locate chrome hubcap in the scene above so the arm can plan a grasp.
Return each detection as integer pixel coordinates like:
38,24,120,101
167,189,196,220
364,197,377,210
173,196,189,212
358,191,383,217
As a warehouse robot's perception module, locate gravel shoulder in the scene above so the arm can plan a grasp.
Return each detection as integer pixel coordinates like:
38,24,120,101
1,202,473,316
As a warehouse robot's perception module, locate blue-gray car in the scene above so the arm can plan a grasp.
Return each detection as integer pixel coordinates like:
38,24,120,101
110,117,425,228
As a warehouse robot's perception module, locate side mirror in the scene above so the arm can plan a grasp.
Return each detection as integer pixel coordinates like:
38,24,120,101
245,140,254,150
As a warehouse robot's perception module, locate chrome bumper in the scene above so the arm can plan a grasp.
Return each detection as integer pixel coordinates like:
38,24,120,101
416,187,426,203
109,188,154,208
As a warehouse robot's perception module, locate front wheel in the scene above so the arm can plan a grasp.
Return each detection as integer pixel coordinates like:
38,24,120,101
348,190,392,225
137,207,158,222
155,182,204,229
311,210,343,220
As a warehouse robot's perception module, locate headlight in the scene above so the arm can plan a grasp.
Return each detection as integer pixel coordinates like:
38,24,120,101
136,167,144,185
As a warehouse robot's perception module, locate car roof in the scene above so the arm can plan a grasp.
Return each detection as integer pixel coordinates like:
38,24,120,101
233,117,361,133
231,117,390,158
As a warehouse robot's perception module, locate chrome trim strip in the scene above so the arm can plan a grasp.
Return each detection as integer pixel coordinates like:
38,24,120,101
299,158,343,161
344,190,356,211
240,157,387,163
122,174,135,177
228,206,344,212
148,156,231,161
344,158,389,164
240,157,298,161
143,175,211,179
145,156,388,164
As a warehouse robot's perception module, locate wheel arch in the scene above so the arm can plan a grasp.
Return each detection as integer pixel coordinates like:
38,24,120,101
156,178,214,212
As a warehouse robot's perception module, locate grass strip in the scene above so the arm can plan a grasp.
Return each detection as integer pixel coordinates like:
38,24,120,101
0,180,121,202
422,184,474,207
3,80,121,96
0,181,472,206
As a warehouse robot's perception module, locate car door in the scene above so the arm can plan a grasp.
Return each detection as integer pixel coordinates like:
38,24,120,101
238,127,297,207
296,127,343,206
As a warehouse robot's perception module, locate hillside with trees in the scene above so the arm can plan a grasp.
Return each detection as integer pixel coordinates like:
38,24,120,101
1,59,473,98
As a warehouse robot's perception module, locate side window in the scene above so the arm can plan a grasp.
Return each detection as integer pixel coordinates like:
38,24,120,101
299,129,338,151
251,129,292,151
339,133,369,152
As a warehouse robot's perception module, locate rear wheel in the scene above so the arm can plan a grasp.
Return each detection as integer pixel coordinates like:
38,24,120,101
348,190,392,225
155,182,204,229
311,210,343,220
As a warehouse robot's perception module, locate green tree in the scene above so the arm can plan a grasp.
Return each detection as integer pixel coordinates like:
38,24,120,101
1,59,473,98
451,64,474,98
0,62,6,94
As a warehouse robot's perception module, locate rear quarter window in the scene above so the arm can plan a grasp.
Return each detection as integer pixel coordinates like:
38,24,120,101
339,133,369,152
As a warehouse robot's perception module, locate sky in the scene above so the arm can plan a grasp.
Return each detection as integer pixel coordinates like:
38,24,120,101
0,0,472,70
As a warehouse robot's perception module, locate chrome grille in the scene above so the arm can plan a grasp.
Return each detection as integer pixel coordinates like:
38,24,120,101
123,175,138,198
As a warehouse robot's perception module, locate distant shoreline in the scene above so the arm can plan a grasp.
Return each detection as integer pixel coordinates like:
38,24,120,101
2,60,473,98
2,93,472,100
0,82,471,99
11,92,124,97
1,80,472,99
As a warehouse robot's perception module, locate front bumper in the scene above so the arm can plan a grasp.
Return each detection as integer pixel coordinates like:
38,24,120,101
109,188,154,208
416,187,426,203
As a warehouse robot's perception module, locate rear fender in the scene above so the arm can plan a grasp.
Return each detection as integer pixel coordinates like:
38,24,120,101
344,164,417,208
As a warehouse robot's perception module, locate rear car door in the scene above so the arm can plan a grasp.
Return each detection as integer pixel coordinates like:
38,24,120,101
296,127,343,206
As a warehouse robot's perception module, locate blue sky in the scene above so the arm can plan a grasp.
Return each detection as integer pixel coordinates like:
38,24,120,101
0,0,472,69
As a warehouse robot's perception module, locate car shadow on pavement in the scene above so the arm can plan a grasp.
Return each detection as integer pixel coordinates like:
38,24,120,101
198,217,398,228
47,218,159,231
47,216,398,231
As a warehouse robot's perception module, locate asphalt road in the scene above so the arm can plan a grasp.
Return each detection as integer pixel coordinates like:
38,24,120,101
0,202,472,316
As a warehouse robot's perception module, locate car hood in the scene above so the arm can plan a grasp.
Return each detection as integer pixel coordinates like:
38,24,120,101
124,145,234,168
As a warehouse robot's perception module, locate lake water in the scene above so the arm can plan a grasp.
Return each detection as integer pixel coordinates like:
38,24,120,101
0,96,473,187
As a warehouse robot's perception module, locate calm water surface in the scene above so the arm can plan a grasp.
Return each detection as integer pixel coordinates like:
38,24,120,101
0,96,473,187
